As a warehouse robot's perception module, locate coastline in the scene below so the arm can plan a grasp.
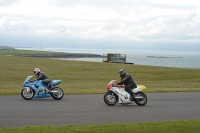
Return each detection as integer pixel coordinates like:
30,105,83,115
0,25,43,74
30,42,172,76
23,53,103,58
0,49,103,58
1,47,200,68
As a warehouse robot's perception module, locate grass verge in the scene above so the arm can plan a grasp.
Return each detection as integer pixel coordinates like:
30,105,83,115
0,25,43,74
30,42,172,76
0,120,200,133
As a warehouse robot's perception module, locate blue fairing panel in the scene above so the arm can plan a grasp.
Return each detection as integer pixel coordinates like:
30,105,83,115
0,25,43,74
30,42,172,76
34,92,51,98
51,80,62,86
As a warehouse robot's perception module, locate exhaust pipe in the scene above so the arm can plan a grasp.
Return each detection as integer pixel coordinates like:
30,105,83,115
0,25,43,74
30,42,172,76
135,96,144,100
50,90,58,93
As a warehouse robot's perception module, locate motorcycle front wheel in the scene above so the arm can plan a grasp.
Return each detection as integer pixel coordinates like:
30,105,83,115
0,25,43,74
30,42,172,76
21,88,35,100
104,91,117,106
50,87,64,100
134,92,147,106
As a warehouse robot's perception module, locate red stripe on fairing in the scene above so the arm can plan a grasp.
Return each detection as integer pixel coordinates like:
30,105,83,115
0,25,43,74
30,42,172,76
107,80,116,91
107,83,112,91
117,85,125,88
106,84,125,91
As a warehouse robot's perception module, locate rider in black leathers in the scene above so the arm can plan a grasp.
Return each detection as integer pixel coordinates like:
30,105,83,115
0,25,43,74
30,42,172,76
33,68,52,91
117,69,137,100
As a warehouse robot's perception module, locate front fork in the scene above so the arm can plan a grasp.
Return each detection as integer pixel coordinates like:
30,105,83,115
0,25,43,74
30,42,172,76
24,87,31,93
111,92,114,97
110,91,118,102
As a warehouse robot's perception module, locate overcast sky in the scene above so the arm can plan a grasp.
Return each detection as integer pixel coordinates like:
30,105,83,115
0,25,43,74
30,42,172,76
0,0,200,51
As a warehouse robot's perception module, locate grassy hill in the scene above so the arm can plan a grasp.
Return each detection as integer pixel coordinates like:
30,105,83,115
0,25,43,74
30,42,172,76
0,55,200,95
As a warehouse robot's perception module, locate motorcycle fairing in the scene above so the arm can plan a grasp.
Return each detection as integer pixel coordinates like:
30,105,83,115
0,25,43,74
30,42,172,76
139,85,146,90
33,81,51,98
34,92,50,98
23,76,33,86
50,80,62,86
110,85,146,103
23,77,51,99
107,80,116,91
132,85,146,93
111,87,131,103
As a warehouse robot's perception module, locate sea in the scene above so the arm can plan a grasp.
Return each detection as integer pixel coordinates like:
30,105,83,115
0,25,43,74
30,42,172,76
16,48,200,69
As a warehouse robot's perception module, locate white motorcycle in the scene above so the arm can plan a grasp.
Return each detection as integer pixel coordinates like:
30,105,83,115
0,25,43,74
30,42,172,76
104,80,147,106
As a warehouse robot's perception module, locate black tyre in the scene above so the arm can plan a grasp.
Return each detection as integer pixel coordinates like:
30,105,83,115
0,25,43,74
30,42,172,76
134,92,147,106
50,87,64,100
104,91,117,106
21,88,35,100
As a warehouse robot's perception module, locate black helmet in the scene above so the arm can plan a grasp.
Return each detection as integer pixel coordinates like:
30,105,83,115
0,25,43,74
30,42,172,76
119,69,126,77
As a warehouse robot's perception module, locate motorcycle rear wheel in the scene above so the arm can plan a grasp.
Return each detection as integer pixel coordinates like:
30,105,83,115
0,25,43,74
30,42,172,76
104,91,117,106
134,92,147,106
21,88,35,100
50,87,64,100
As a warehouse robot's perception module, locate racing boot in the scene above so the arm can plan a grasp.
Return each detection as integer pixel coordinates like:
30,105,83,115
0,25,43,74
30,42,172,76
130,93,135,101
45,84,53,93
48,84,53,90
130,97,134,101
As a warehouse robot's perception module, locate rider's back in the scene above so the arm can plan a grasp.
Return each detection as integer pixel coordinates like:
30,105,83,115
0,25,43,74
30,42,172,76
120,73,137,88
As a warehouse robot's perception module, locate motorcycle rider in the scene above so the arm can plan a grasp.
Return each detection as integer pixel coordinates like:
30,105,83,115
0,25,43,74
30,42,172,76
117,69,137,101
33,68,52,92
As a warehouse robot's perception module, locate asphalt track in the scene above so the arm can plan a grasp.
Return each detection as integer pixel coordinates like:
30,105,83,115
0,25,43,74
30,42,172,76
0,92,200,128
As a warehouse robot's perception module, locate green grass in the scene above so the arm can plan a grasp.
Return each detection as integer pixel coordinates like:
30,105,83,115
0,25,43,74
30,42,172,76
0,55,200,95
0,120,200,133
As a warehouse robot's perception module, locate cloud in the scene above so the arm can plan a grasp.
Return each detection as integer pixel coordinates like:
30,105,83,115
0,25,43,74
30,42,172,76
0,0,20,7
0,0,200,51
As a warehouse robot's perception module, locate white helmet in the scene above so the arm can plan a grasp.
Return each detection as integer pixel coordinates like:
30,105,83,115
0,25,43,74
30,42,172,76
34,68,40,75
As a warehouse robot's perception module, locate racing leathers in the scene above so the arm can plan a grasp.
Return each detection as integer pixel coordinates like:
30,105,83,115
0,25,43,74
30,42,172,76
34,72,52,90
117,73,137,100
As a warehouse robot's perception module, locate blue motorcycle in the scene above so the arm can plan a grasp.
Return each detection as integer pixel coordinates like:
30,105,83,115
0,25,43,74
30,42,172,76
21,76,64,100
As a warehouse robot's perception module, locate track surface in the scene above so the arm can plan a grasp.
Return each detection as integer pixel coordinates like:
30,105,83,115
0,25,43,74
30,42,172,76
1,92,200,127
